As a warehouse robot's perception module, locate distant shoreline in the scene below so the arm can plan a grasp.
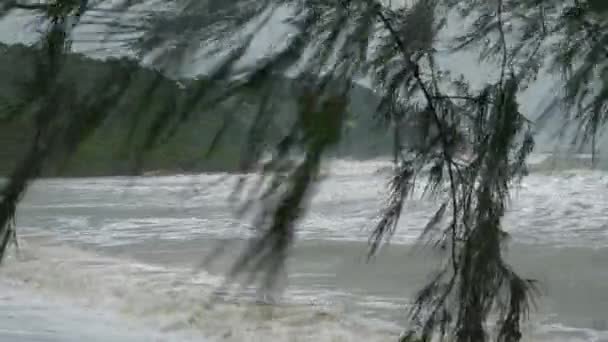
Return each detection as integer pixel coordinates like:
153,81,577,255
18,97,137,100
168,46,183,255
0,153,601,180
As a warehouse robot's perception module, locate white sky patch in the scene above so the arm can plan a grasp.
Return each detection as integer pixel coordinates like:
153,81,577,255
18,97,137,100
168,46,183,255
0,0,560,120
0,9,42,45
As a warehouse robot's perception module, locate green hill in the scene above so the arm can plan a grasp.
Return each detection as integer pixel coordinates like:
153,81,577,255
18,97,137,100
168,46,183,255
0,42,392,177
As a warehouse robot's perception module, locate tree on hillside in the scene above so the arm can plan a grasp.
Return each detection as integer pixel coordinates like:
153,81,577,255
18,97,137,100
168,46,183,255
0,0,606,341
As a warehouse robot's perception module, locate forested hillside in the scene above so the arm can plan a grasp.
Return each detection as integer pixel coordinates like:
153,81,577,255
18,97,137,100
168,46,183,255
0,42,392,177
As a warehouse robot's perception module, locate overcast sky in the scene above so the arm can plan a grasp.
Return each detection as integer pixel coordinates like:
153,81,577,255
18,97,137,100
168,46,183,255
0,2,560,122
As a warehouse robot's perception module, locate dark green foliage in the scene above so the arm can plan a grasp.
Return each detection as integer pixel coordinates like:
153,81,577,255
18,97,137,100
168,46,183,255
0,42,396,176
0,0,606,341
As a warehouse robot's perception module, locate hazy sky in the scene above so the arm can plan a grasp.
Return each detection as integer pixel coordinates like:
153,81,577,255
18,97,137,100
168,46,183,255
0,2,559,120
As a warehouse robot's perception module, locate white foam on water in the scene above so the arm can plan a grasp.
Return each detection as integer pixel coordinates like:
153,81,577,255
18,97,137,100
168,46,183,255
21,154,608,248
1,238,605,342
0,240,402,342
4,157,608,341
0,279,201,342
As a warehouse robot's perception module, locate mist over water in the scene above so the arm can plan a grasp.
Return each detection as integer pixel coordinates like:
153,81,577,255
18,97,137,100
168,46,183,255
2,1,608,340
0,156,607,341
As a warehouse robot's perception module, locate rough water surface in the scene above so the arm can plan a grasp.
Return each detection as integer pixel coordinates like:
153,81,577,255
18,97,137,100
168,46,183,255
1,156,608,341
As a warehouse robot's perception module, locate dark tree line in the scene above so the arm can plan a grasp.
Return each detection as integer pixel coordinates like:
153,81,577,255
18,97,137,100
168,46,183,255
0,1,606,341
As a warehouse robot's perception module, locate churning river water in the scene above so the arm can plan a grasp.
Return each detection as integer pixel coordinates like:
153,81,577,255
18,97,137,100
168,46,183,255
1,156,607,341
